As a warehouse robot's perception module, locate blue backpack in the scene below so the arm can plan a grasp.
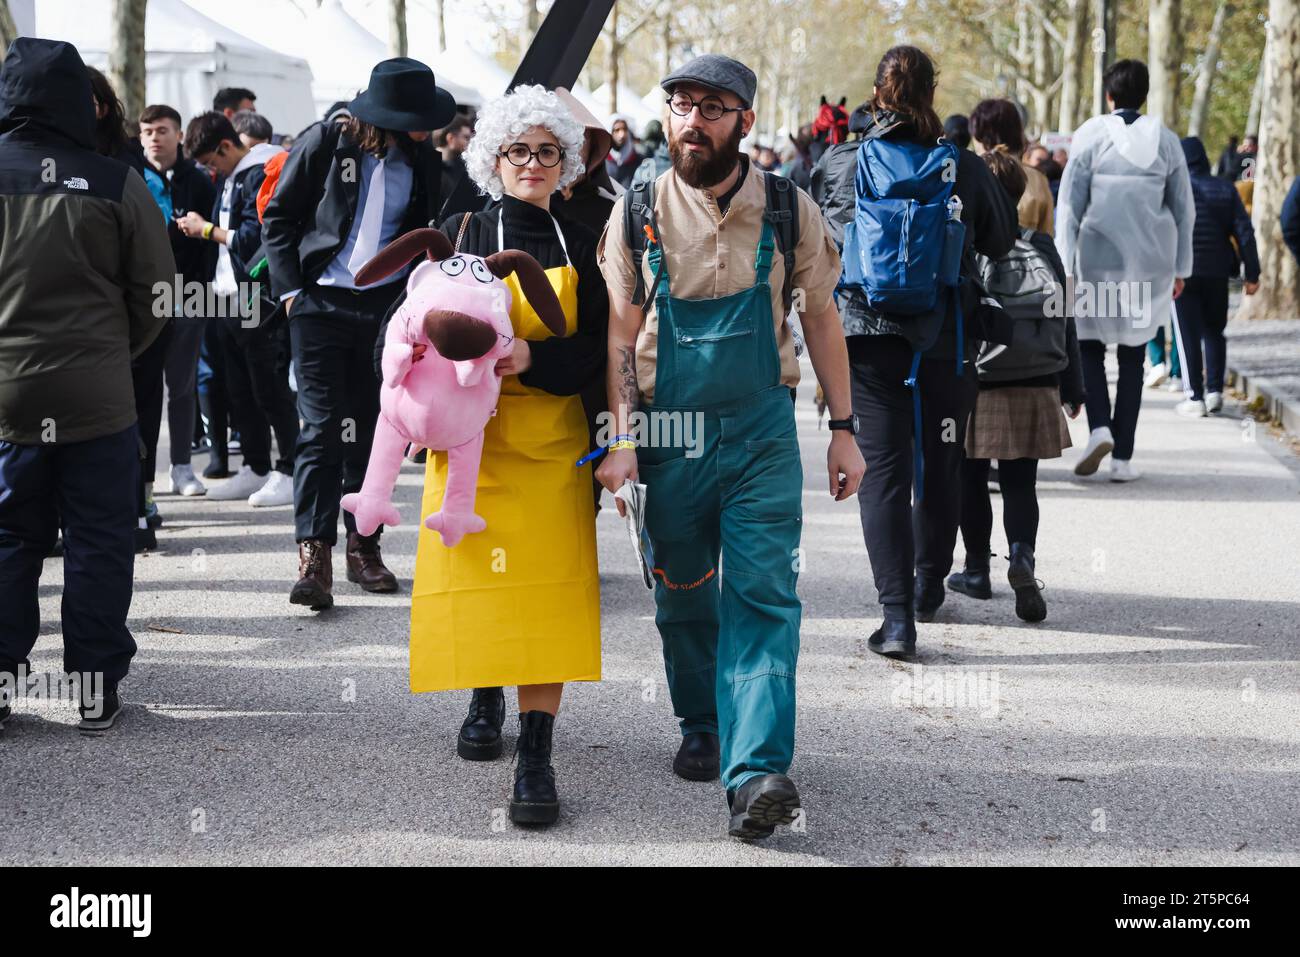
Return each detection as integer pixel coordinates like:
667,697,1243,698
839,137,966,501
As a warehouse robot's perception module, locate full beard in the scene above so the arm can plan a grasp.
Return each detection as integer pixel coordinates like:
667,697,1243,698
669,118,744,189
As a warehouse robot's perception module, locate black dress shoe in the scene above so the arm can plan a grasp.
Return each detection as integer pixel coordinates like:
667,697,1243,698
914,577,945,622
673,731,720,781
457,686,505,760
1007,543,1046,623
77,686,123,734
728,773,801,840
510,710,559,826
947,568,993,600
868,617,917,659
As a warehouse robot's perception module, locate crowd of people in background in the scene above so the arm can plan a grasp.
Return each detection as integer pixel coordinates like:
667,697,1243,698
1,30,1295,840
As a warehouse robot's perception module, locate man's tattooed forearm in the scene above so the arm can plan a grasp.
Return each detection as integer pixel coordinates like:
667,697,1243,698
616,344,639,413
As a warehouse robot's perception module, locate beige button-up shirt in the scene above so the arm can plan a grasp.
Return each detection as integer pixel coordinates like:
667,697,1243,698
597,162,841,404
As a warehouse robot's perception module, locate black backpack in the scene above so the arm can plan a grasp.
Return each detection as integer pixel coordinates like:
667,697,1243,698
623,170,801,315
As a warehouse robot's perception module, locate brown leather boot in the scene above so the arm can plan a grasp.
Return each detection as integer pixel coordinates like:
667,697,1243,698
346,531,398,593
290,539,334,610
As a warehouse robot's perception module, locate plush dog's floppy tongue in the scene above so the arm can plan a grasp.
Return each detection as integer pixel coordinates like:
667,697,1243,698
424,310,498,361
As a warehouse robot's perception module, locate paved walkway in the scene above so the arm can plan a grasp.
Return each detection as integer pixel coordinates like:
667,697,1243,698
4,369,1298,865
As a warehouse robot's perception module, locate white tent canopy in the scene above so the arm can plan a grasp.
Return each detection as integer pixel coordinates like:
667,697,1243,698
30,0,318,136
594,82,660,134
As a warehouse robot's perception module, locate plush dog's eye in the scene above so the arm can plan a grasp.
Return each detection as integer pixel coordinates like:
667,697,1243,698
440,257,466,276
470,260,493,283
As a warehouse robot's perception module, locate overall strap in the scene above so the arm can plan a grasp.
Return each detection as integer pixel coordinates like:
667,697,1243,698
753,218,776,284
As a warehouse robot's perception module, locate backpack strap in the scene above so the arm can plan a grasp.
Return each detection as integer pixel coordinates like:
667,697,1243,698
763,173,800,315
624,175,658,307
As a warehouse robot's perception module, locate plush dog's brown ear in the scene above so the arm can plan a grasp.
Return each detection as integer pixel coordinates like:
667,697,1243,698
483,249,567,337
354,228,455,287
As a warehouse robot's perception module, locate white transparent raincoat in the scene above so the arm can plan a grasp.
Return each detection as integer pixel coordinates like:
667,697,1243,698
1055,113,1195,347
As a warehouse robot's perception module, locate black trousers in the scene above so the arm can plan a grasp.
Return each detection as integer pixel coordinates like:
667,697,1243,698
1173,276,1229,401
849,334,977,609
213,315,299,477
0,424,139,684
132,321,172,522
289,284,397,545
959,456,1040,564
199,321,229,460
1079,340,1144,460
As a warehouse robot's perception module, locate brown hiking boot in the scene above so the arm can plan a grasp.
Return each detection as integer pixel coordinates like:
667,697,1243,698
346,531,398,593
290,539,334,610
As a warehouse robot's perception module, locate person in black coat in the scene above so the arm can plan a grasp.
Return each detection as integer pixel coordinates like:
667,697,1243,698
137,104,218,501
1174,137,1261,416
813,46,1017,659
179,112,300,508
1282,176,1300,267
260,58,454,610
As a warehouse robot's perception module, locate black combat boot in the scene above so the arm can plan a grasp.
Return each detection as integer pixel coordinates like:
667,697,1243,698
510,710,559,826
1007,543,1047,623
456,687,505,760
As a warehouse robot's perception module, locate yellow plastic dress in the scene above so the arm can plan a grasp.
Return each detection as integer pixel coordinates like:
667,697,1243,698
409,213,601,692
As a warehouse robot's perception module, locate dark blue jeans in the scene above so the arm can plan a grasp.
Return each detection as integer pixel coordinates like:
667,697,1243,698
0,424,139,684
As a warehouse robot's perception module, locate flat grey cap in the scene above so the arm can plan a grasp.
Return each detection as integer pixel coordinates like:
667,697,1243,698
660,54,756,109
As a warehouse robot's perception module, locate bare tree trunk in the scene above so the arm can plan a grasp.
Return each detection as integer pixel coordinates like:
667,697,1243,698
1187,2,1230,138
661,11,671,84
1246,64,1265,136
1015,0,1030,108
1058,0,1089,133
388,0,407,58
520,0,541,59
1148,0,1184,126
1031,17,1049,135
109,0,147,124
1237,0,1300,320
0,0,19,61
432,0,445,54
1091,0,1117,115
605,1,619,118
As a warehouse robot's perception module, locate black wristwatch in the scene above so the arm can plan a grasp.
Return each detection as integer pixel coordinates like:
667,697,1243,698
828,414,860,434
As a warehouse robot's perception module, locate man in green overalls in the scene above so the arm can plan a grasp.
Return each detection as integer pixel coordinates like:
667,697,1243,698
596,54,864,840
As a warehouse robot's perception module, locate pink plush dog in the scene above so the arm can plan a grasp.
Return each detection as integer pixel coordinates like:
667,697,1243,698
340,228,565,546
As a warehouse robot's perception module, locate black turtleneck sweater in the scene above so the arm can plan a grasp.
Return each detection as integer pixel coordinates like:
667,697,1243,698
373,194,608,396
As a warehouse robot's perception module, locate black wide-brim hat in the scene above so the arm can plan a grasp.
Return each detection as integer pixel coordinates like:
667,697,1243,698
348,57,458,132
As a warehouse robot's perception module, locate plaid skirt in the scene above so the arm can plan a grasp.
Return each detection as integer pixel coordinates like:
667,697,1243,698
965,386,1072,461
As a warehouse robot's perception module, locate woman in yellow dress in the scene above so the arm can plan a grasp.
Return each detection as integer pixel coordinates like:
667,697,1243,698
384,85,606,826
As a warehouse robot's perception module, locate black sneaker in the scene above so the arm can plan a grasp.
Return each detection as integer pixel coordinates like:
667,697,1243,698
135,525,156,553
728,773,801,840
78,689,124,734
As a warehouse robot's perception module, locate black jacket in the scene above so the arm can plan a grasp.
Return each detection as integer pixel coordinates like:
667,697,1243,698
1283,176,1300,267
812,110,1018,359
438,153,483,220
373,195,608,395
262,119,441,300
144,153,217,286
0,38,174,445
1180,137,1260,282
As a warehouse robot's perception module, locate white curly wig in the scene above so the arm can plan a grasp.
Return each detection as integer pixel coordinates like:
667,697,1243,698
465,84,587,202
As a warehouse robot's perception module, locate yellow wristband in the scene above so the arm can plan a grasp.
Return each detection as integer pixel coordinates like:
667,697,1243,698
607,440,637,452
202,223,214,240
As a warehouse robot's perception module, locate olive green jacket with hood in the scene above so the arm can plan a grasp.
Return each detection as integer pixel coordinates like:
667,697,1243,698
0,38,175,445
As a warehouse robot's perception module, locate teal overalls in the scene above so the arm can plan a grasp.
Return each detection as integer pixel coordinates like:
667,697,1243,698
636,218,804,795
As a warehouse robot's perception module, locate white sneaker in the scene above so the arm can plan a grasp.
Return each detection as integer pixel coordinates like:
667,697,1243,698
248,470,294,507
1165,376,1184,393
1205,391,1224,414
167,463,206,496
1074,426,1115,476
1144,362,1168,388
206,465,268,501
1110,459,1141,482
1176,398,1207,418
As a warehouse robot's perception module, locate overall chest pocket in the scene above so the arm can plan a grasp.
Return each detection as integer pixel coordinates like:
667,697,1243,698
667,307,761,406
